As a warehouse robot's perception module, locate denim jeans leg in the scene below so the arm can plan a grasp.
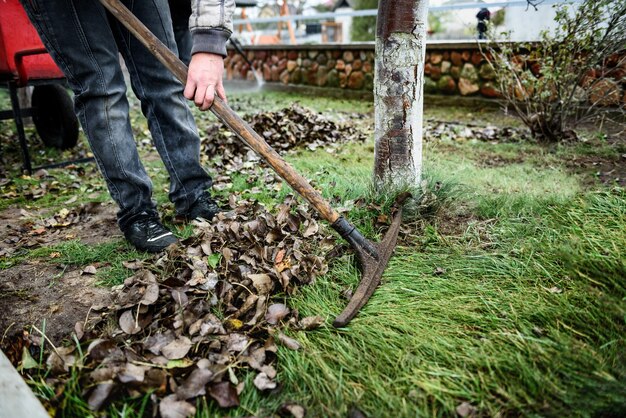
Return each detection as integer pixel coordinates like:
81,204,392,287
20,0,157,229
108,0,213,215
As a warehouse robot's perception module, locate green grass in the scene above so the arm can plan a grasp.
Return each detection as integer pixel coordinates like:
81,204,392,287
29,240,146,286
2,91,625,416
275,190,626,417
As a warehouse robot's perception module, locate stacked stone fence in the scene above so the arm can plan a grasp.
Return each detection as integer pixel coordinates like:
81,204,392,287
224,41,626,106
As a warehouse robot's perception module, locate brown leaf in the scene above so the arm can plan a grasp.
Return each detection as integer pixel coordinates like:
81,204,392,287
253,372,277,391
302,219,319,237
548,286,562,294
249,273,273,295
122,260,143,270
118,363,146,383
279,403,306,418
275,259,291,273
144,332,175,356
140,283,159,305
298,315,324,330
227,333,249,353
260,364,277,379
87,339,122,361
274,249,286,264
119,310,142,335
235,293,259,319
208,381,240,408
200,315,226,336
159,394,196,418
456,402,477,417
433,267,446,276
278,333,301,350
171,289,189,307
74,321,84,340
176,368,214,400
266,303,290,325
82,265,97,275
88,382,115,411
162,337,192,360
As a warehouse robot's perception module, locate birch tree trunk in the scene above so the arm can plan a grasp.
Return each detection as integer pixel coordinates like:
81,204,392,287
374,0,429,189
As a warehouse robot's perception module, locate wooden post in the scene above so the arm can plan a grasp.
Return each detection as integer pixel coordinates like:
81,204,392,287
0,350,49,418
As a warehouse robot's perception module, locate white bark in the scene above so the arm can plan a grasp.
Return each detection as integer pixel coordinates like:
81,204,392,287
374,0,429,190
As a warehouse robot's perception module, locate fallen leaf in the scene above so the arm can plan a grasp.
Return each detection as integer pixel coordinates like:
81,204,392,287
266,303,290,325
227,333,249,352
274,249,286,264
298,315,324,330
279,403,306,418
20,346,39,370
119,310,141,335
253,372,277,391
303,219,319,237
122,260,143,270
144,332,175,356
140,283,159,306
159,394,196,418
118,363,146,383
162,337,192,360
171,289,189,307
165,359,195,369
433,267,446,275
456,401,477,417
208,381,240,408
88,382,115,411
64,196,78,204
249,273,273,295
74,321,84,340
260,364,277,379
176,368,214,400
87,339,121,361
278,333,301,350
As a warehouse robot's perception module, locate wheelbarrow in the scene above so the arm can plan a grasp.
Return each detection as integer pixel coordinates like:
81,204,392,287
0,0,84,174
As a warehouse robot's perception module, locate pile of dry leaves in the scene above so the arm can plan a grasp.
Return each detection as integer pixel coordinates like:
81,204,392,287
202,104,367,162
2,104,371,416
32,195,335,416
424,121,530,142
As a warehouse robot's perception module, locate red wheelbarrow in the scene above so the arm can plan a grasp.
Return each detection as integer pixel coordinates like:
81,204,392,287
0,0,85,174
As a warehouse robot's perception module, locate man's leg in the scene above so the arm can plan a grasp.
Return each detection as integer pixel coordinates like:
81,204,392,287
20,0,158,230
107,0,213,216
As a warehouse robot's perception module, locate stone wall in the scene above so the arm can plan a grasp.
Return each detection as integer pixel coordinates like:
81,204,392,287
224,41,626,105
225,44,376,91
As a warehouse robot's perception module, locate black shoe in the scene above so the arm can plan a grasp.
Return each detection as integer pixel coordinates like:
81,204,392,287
123,214,178,253
186,192,221,221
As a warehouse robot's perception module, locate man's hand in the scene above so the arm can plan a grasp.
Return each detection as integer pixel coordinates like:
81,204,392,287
184,52,226,111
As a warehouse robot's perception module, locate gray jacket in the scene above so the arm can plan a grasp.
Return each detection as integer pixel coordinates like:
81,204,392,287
189,0,235,57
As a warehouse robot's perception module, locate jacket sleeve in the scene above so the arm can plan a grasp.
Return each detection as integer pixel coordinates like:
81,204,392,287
189,0,235,57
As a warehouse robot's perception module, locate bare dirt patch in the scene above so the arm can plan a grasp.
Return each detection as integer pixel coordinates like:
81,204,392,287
475,153,526,168
0,262,111,344
565,154,626,188
0,201,120,257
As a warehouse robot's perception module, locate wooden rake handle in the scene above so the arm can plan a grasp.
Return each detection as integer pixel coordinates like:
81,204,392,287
99,0,340,225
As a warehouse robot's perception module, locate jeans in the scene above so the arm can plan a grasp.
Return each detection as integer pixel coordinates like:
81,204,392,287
20,0,212,230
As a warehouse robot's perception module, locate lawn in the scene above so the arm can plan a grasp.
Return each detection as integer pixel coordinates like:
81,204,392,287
0,89,625,417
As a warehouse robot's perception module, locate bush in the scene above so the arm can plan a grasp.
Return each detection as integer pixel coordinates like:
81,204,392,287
351,0,378,42
484,0,626,143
